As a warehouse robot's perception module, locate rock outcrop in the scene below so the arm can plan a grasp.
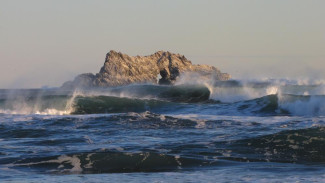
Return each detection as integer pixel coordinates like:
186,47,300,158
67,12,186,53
62,50,230,88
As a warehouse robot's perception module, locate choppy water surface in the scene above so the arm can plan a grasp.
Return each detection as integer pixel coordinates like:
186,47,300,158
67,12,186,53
0,80,324,182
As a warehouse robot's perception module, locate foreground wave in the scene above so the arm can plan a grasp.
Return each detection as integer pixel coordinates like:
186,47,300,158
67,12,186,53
1,112,324,176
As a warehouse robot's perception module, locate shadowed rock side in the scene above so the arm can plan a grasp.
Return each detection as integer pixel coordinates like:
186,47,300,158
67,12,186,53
62,50,231,88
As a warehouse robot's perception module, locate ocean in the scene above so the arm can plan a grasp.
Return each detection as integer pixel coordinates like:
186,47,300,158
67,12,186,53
0,79,324,182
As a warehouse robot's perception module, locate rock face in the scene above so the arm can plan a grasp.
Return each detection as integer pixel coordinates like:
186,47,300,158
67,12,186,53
62,50,230,88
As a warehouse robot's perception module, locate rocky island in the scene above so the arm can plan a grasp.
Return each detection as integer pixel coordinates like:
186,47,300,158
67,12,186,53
62,50,230,88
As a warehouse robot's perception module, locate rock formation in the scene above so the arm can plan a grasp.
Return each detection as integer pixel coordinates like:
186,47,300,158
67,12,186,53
62,50,230,88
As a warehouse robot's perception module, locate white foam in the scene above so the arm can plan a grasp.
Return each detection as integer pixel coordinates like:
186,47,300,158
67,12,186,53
7,155,83,173
35,109,71,115
0,90,82,115
279,95,325,116
209,85,279,103
84,153,94,169
50,155,82,172
0,107,71,116
170,113,301,125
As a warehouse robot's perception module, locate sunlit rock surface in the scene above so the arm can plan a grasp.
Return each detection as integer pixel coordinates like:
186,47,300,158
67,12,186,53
62,50,230,88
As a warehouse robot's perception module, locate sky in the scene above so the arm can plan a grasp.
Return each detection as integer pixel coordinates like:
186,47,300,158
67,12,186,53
0,0,324,88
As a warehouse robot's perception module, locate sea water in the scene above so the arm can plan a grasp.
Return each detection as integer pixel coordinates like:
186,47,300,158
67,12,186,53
0,79,324,182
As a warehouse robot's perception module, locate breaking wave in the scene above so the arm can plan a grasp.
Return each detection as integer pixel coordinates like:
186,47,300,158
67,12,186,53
0,85,210,115
1,81,325,116
234,94,325,116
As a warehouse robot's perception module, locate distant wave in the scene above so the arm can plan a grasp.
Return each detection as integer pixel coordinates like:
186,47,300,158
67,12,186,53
72,96,173,114
1,81,325,116
209,79,325,103
234,94,325,116
0,85,210,115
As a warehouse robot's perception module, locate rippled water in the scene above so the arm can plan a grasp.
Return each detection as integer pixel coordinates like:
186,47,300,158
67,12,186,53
0,80,324,182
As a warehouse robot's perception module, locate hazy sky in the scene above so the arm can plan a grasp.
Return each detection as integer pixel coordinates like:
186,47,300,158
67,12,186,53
1,0,324,88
